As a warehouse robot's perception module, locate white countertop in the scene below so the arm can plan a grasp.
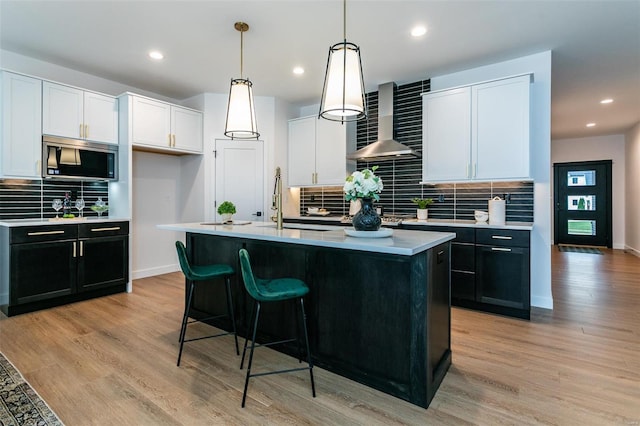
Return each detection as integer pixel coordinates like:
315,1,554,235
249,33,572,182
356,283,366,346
286,215,534,231
158,221,455,256
400,218,534,231
0,217,130,227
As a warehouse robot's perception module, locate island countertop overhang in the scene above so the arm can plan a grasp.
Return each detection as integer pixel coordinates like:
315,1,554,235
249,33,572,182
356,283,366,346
158,222,455,256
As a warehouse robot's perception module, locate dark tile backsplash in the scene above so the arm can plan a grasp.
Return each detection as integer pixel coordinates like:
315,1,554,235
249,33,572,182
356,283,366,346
300,78,534,222
0,179,109,221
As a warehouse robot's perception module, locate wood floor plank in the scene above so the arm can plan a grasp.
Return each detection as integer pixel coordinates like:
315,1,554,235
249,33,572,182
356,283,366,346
1,249,639,424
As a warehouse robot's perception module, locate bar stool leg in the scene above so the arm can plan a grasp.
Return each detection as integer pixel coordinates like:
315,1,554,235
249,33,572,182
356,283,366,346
299,297,316,397
242,302,261,408
177,280,196,367
240,300,257,370
224,276,240,355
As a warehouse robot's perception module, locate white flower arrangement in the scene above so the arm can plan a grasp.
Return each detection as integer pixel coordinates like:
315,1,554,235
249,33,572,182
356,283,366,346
343,166,384,201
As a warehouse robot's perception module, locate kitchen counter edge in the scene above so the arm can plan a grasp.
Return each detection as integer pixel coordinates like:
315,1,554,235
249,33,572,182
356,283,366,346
0,218,131,227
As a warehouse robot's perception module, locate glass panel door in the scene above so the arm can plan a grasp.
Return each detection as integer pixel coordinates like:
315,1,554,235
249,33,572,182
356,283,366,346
554,161,612,247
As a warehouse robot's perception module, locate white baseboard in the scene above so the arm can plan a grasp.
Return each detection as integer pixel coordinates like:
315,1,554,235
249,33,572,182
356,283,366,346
625,245,640,258
132,264,180,280
613,243,625,250
531,295,553,310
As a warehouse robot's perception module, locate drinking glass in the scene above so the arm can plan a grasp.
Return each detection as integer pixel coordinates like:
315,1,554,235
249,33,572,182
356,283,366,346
52,199,62,218
75,199,85,217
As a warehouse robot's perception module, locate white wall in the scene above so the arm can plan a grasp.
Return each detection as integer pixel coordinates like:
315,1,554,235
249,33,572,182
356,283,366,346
132,151,183,277
551,134,626,249
626,122,640,256
431,51,553,310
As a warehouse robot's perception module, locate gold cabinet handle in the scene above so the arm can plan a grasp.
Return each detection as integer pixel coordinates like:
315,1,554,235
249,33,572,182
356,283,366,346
80,123,84,138
73,241,77,258
36,159,41,174
172,134,176,147
85,124,89,139
27,230,65,236
168,134,172,147
80,240,84,257
91,227,121,232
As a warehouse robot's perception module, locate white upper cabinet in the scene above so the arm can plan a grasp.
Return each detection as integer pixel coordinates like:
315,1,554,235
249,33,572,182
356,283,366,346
422,87,471,182
42,81,118,144
130,95,203,154
422,74,531,183
0,71,42,179
288,115,355,187
171,106,203,153
472,76,530,180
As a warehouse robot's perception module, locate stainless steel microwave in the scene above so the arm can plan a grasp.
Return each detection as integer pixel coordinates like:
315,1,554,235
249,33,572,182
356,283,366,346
42,135,118,181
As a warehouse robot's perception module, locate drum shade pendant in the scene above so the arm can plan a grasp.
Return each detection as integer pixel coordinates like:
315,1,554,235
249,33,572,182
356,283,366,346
224,22,259,139
319,0,367,123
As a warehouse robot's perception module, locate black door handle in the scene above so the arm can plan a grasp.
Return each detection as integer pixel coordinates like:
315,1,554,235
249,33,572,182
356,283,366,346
253,211,262,217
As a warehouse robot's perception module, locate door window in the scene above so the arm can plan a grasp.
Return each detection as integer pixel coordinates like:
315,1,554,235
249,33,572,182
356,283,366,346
567,170,595,186
567,195,596,211
567,220,596,236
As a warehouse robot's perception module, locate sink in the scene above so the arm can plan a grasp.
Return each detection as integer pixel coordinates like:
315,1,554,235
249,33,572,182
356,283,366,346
257,223,333,232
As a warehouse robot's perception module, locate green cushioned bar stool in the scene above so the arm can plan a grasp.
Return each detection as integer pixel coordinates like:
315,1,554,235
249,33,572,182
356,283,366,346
238,248,316,407
175,241,239,366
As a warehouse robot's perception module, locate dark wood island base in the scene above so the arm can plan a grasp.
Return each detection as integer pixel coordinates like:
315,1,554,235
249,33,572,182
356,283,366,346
184,231,452,408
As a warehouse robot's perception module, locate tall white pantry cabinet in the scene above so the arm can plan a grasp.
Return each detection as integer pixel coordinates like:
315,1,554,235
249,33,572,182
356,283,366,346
421,74,531,183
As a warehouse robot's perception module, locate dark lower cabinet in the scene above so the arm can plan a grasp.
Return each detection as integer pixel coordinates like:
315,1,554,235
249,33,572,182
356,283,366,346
475,245,530,309
1,221,129,316
401,224,531,319
11,239,76,304
78,223,129,292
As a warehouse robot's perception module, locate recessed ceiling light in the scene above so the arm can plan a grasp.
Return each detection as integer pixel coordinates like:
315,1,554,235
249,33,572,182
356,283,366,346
586,122,596,127
411,25,427,37
600,98,613,104
293,66,305,75
148,50,164,60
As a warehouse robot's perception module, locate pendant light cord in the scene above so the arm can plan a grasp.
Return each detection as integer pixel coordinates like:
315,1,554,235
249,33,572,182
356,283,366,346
240,28,244,78
343,0,346,41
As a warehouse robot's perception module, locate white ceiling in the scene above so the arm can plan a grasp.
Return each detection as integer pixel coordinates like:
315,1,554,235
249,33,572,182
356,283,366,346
1,0,638,140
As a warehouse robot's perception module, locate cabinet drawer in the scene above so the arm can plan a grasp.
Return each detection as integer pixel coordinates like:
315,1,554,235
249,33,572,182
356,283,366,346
11,225,78,244
79,221,129,238
476,228,529,248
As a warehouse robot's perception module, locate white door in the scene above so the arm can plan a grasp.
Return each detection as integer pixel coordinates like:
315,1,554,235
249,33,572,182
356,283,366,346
213,139,264,222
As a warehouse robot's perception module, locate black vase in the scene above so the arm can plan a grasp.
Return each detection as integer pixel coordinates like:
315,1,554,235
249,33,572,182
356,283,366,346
352,198,381,231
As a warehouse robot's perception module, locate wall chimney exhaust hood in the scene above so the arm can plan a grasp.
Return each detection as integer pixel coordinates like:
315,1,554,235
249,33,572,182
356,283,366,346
346,82,420,162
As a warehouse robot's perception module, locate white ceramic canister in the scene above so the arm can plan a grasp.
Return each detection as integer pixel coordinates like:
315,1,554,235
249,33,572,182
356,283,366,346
488,196,506,225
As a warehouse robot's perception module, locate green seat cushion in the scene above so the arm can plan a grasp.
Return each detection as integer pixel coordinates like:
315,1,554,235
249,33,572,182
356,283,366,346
253,277,309,302
189,263,234,281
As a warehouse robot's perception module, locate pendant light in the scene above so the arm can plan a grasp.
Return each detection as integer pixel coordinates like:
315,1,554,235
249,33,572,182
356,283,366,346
319,0,367,123
224,22,259,139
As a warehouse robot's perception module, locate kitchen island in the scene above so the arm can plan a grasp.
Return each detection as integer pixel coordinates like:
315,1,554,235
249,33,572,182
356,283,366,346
158,221,455,408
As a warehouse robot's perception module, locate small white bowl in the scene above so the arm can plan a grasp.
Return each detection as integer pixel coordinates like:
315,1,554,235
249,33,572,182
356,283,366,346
474,210,489,222
307,207,319,214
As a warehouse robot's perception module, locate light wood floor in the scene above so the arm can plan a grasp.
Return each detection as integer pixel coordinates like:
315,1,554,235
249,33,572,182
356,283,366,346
1,248,639,425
